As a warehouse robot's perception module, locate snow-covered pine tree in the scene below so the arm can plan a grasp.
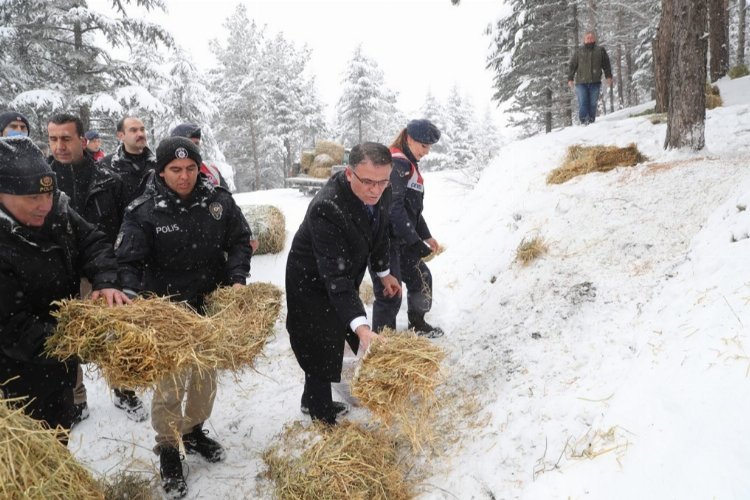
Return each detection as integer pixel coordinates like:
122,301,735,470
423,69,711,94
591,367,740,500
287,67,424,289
417,90,452,171
335,44,399,146
299,78,329,152
445,85,479,170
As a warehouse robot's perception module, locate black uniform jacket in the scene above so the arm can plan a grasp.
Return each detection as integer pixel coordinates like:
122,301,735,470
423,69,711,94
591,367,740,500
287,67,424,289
0,192,119,399
286,171,391,381
100,144,157,203
116,172,251,311
50,152,127,244
389,147,432,246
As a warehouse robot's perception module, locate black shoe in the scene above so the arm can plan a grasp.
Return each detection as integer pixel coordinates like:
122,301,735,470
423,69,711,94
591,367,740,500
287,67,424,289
408,312,445,339
159,445,187,499
183,424,226,463
71,402,90,427
300,400,350,418
113,388,147,422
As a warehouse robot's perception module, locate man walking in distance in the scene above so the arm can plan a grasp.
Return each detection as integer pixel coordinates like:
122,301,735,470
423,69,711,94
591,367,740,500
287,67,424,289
567,30,613,125
47,113,147,423
100,116,156,202
286,142,401,425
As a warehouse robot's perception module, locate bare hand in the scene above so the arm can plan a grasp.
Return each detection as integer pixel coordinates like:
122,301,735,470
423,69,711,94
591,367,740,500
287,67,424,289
607,77,613,86
380,274,402,298
355,325,381,352
91,288,132,306
568,80,574,89
249,239,260,252
232,282,244,289
425,237,439,253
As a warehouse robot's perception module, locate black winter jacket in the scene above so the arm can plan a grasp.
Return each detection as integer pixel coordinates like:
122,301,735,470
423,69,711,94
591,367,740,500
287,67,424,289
388,147,431,246
0,192,119,399
116,172,252,311
286,171,391,380
100,144,157,203
50,152,127,244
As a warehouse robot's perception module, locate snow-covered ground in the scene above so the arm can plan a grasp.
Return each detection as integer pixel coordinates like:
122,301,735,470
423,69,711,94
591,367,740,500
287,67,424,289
71,75,750,499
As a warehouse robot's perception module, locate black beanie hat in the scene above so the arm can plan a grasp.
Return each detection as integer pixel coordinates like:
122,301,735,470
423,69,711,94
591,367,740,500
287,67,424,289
170,123,201,140
406,119,441,145
156,136,202,173
0,111,31,135
0,137,56,195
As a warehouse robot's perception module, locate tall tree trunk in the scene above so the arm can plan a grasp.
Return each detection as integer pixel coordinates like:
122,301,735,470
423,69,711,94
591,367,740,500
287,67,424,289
616,9,624,108
586,0,597,30
625,46,635,106
709,0,729,81
73,21,90,131
739,0,747,65
665,0,707,150
653,0,673,113
544,88,552,133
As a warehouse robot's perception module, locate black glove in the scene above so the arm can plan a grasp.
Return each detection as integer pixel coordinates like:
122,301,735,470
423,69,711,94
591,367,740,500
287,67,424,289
409,240,433,259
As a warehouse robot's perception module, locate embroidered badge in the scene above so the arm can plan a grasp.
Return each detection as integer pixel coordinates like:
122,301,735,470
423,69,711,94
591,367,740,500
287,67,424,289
39,175,54,192
209,202,223,220
175,147,188,159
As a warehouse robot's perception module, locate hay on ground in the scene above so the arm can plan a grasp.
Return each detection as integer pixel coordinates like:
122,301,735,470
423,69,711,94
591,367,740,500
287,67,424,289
351,329,446,451
516,235,548,266
98,472,155,500
422,244,446,263
649,113,667,125
547,143,647,184
263,421,413,500
359,281,375,305
706,93,723,109
314,140,345,164
308,166,332,179
0,397,104,500
241,204,286,255
47,296,219,389
204,283,283,370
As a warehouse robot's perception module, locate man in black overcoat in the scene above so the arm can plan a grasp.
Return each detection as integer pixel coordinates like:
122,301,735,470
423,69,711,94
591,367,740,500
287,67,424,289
286,142,401,425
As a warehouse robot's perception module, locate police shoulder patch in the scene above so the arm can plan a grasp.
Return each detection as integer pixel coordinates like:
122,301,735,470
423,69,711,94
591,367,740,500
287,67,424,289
209,202,223,220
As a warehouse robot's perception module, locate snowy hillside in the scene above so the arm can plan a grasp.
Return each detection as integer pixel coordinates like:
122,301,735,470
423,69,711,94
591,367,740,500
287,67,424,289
70,75,750,499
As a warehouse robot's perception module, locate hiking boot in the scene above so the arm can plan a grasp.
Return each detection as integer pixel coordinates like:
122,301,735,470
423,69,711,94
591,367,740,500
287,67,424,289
159,445,187,499
407,312,445,339
113,388,147,422
182,424,226,463
71,401,90,427
300,400,350,418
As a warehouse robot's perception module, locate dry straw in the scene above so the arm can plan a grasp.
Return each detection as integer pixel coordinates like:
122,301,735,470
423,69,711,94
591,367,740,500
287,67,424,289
516,235,548,266
422,244,446,263
98,472,155,500
0,397,104,500
308,166,332,179
547,143,647,184
263,421,413,500
359,281,375,305
241,204,286,255
351,329,446,451
204,282,283,370
315,140,345,164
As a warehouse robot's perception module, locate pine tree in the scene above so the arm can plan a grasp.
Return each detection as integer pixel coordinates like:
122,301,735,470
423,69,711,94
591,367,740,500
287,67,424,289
417,90,452,171
445,86,478,170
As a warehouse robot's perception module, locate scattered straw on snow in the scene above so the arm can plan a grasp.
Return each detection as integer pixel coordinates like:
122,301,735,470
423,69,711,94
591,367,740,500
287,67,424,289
547,143,647,184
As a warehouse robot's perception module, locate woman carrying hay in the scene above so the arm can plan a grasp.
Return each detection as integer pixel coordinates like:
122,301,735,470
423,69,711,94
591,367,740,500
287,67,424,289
116,137,252,499
369,119,444,339
286,142,401,426
0,138,130,440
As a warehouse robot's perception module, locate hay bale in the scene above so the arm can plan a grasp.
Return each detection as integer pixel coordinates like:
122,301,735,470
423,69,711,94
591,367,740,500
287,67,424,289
359,281,374,305
263,421,413,500
308,166,332,179
311,153,336,171
0,398,104,499
422,244,446,263
314,141,345,164
241,204,286,255
547,143,647,184
351,329,446,450
516,235,548,266
205,283,283,370
47,296,220,389
299,150,315,173
706,93,723,109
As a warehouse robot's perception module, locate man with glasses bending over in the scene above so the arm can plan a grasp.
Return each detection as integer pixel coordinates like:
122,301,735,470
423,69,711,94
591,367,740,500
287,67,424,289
285,142,401,425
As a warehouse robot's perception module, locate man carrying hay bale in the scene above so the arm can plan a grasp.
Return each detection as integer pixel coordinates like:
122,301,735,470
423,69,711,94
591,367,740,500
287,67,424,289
0,137,130,441
369,119,445,339
116,136,252,498
286,142,401,426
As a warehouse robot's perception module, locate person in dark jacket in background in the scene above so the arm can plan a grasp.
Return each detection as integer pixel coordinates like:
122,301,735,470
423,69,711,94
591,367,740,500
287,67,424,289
567,30,613,125
100,116,157,202
370,119,444,339
286,142,401,426
0,137,129,442
116,136,252,499
0,110,30,137
84,130,105,162
47,113,146,424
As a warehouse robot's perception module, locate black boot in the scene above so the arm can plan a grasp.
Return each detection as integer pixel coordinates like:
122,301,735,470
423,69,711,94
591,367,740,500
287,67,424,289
408,312,444,339
113,388,147,422
183,423,226,463
303,373,338,425
301,397,350,418
159,445,187,499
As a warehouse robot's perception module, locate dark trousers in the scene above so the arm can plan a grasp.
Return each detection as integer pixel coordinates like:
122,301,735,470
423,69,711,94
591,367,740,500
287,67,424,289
575,82,602,124
370,241,433,332
5,382,75,441
302,372,335,424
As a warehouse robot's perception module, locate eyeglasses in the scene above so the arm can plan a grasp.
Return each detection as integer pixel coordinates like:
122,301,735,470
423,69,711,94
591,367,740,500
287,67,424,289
349,168,390,188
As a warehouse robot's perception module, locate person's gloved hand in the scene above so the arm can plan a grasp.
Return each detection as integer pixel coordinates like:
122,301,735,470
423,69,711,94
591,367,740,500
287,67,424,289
409,240,433,259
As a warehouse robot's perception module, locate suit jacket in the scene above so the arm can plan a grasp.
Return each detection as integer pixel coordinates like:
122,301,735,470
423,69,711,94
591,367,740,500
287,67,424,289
286,170,391,381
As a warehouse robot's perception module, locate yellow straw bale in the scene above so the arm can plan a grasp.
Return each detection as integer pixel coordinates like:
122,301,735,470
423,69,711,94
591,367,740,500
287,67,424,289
314,141,345,164
308,166,332,179
300,150,315,172
241,204,286,255
547,143,647,184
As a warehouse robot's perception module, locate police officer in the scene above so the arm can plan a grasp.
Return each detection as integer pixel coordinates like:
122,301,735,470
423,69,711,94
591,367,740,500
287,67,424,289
369,119,444,338
0,137,129,441
115,136,252,498
100,116,157,202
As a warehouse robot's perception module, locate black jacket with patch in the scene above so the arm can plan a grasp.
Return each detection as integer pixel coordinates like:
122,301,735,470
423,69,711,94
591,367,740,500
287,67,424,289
100,144,157,203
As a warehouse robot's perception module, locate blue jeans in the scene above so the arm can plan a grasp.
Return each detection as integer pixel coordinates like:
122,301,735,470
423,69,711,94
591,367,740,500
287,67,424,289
575,83,601,124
